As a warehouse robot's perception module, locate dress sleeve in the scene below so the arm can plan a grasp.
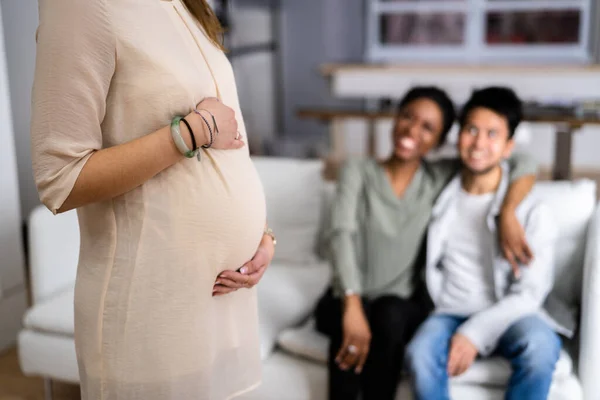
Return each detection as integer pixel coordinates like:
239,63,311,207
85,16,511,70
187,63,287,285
31,0,116,214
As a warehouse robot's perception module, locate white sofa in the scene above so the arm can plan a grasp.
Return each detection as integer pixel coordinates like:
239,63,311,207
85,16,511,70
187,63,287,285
18,157,600,400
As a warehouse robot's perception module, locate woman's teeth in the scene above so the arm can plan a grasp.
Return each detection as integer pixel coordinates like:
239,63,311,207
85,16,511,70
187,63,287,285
400,137,416,150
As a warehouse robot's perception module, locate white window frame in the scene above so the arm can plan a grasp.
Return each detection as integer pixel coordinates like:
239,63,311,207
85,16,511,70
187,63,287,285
366,0,592,64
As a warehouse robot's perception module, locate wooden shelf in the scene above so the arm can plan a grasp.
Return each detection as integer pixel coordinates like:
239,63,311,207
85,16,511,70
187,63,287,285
320,63,600,76
298,108,600,129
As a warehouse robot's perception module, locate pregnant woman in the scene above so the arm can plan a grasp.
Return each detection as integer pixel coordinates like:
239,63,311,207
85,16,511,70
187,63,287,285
30,1,275,399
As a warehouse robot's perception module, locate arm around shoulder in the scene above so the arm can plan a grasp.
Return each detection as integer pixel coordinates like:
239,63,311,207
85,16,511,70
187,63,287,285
507,152,539,181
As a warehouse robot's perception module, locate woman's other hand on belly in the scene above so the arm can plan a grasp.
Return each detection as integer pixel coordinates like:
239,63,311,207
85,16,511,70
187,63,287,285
212,233,275,296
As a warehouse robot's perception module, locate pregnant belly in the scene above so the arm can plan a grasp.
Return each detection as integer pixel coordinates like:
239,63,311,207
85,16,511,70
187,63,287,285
190,154,267,273
126,152,267,281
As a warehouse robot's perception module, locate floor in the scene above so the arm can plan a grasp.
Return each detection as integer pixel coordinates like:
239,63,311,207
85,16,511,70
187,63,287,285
0,348,80,400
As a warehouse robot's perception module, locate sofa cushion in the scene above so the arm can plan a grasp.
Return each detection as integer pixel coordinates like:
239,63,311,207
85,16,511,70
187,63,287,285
277,318,574,385
252,157,325,264
257,261,331,360
22,286,74,336
237,351,328,400
277,318,328,364
18,329,79,383
530,180,597,309
240,350,580,400
28,206,79,304
452,349,573,386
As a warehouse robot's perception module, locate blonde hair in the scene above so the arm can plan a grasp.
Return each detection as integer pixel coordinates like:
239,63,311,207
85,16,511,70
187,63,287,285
182,0,225,51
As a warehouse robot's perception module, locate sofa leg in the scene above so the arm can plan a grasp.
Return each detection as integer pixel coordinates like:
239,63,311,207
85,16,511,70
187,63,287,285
43,378,53,400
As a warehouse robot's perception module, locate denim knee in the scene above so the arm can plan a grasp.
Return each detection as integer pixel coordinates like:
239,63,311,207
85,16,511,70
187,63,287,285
405,335,438,373
513,328,561,375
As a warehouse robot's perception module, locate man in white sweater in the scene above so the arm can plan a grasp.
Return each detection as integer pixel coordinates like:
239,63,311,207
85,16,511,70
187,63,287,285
405,87,574,400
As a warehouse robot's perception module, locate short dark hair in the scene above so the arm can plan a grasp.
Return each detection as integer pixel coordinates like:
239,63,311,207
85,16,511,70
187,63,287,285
459,87,523,139
397,86,456,147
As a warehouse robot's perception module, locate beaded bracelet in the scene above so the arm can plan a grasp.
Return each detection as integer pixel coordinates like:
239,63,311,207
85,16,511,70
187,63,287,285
194,108,219,133
194,109,219,139
196,111,214,149
170,116,196,159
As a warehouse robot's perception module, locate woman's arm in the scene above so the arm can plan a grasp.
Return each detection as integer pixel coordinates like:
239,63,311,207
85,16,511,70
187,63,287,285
498,152,539,272
32,0,191,214
58,125,204,213
330,159,366,296
426,151,538,198
499,175,536,275
506,151,538,182
32,0,239,214
32,0,116,214
502,174,536,212
329,160,374,371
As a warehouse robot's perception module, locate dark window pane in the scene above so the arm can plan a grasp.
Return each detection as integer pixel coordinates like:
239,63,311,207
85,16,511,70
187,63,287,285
380,13,466,45
486,10,581,45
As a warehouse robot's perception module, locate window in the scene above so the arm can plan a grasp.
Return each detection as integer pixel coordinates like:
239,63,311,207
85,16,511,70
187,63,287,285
367,0,592,63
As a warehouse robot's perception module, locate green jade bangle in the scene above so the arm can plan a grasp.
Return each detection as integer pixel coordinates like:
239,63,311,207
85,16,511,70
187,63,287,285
170,116,196,159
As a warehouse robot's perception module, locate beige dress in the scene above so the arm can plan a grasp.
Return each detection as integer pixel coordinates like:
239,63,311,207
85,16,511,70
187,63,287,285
30,1,266,399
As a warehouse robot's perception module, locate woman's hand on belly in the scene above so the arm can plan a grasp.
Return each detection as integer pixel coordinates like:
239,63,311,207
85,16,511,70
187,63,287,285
212,233,275,296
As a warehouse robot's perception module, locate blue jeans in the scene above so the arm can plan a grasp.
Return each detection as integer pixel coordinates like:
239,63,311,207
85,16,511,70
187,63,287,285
405,314,561,400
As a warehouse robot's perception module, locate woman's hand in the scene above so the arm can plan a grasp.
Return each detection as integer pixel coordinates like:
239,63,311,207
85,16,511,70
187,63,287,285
336,296,371,374
186,97,244,150
499,207,533,278
213,233,275,296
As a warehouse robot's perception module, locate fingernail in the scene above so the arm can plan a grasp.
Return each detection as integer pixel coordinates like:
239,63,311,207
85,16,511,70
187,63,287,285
240,267,248,274
215,280,222,285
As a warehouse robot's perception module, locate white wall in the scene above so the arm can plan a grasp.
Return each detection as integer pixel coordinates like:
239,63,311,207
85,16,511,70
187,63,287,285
280,0,364,141
1,0,38,219
228,4,277,147
0,0,28,352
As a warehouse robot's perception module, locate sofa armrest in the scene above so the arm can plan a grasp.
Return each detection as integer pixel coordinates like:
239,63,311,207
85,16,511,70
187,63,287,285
28,205,79,304
579,201,600,400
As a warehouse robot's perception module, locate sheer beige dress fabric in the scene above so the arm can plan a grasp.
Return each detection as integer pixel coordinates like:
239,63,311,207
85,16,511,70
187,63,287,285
30,1,266,399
